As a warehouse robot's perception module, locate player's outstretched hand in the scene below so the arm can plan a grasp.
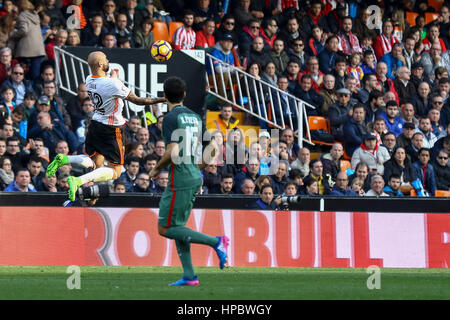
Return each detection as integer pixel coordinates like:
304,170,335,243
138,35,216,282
150,167,160,180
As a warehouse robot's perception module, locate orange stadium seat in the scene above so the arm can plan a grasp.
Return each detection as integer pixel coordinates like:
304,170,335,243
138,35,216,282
169,21,184,44
435,190,450,197
152,21,169,42
406,12,419,27
308,116,334,146
340,160,351,173
429,0,444,11
425,12,440,24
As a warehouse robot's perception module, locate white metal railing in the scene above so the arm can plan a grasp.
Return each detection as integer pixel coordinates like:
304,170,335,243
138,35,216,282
205,53,314,147
53,46,161,128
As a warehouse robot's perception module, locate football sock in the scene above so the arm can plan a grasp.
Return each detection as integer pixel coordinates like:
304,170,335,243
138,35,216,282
165,226,218,247
68,155,95,169
79,167,115,185
175,239,195,279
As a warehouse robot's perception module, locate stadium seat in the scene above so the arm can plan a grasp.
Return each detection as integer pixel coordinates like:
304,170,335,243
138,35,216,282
410,189,418,197
429,0,444,11
308,116,334,146
340,160,351,173
406,12,419,26
152,21,169,41
435,190,450,197
425,12,440,24
169,21,184,44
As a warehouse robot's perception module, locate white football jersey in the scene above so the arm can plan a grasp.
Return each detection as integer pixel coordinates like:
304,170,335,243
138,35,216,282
85,75,132,126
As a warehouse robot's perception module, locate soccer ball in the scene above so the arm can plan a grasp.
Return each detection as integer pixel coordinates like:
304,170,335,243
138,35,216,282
151,40,173,62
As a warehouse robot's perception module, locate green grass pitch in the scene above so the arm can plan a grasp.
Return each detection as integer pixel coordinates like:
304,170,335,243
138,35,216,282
0,266,448,300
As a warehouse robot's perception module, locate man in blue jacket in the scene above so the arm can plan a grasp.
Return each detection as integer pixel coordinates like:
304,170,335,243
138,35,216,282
379,100,405,137
343,103,367,157
4,168,37,192
412,148,437,196
330,172,358,196
379,43,405,80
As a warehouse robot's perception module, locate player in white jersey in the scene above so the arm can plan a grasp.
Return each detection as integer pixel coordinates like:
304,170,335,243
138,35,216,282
46,51,165,202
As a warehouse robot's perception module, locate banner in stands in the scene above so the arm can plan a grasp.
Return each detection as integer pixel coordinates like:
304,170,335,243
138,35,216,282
0,208,448,268
61,47,206,115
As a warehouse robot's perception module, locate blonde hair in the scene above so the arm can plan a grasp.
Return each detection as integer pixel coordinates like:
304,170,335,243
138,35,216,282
18,0,35,11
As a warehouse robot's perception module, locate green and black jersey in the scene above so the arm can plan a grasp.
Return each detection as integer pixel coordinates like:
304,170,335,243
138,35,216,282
162,105,203,190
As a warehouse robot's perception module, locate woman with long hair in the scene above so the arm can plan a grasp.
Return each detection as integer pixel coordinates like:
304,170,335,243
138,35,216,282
133,17,155,49
0,156,14,191
383,146,417,194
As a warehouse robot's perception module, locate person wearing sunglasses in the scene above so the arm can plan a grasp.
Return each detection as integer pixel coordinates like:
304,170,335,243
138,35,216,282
432,149,450,191
0,63,35,105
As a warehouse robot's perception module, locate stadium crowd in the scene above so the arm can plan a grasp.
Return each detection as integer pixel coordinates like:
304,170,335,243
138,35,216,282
0,0,449,205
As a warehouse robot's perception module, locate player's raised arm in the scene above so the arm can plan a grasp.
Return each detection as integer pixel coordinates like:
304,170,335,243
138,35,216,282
150,142,179,179
126,91,166,106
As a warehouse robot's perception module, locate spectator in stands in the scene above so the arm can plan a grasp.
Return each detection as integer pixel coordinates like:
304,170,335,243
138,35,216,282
410,62,431,90
351,133,390,175
373,19,399,61
269,160,288,195
194,18,215,49
233,0,254,32
0,11,16,49
27,155,43,189
45,29,68,62
283,182,298,196
0,155,13,190
318,35,340,75
209,173,234,194
358,74,379,105
133,17,154,49
65,83,88,132
131,172,152,193
364,90,384,125
202,161,221,191
432,149,450,191
379,101,405,137
240,178,256,195
0,47,18,87
374,62,398,101
382,173,404,197
321,143,349,181
393,66,416,104
303,0,330,36
261,61,277,87
149,170,168,193
42,80,71,129
254,174,271,193
172,10,196,50
280,128,299,163
234,156,260,193
416,117,438,149
328,88,353,142
294,74,323,116
420,43,447,80
278,16,306,51
111,13,135,47
247,36,272,68
55,171,69,192
360,50,377,77
5,136,27,172
125,142,144,163
288,38,309,72
153,139,166,162
302,56,324,93
259,17,278,50
304,159,331,195
331,56,347,90
380,131,397,156
67,30,81,47
337,16,362,56
379,43,405,80
3,167,36,192
1,63,35,105
269,39,289,77
290,147,310,177
400,102,419,128
238,19,261,59
80,14,108,47
383,146,417,193
29,137,49,165
101,33,117,48
267,76,296,127
193,0,221,31
397,122,416,149
222,128,247,176
206,104,239,141
343,103,368,157
113,181,127,193
428,108,446,139
299,176,319,196
0,137,5,157
413,148,437,196
318,74,337,116
116,156,140,192
135,127,153,157
422,25,447,52
406,132,425,163
120,0,148,30
33,65,55,99
1,85,15,114
330,171,357,196
214,14,238,44
352,7,377,42
283,60,302,93
101,0,118,31
28,111,79,159
35,174,57,192
248,184,281,210
364,175,389,197
9,0,45,80
344,76,360,104
401,36,419,71
117,35,133,48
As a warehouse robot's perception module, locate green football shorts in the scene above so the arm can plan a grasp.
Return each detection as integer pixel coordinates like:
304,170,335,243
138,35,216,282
158,184,201,228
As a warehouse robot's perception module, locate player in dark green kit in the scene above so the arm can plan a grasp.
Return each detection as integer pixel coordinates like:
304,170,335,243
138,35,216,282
150,77,229,286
